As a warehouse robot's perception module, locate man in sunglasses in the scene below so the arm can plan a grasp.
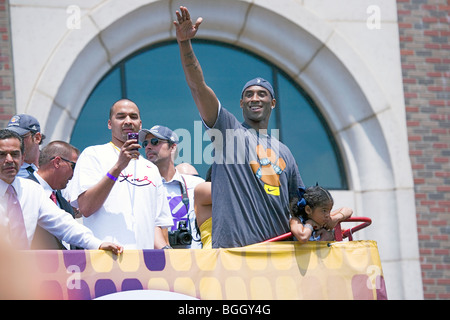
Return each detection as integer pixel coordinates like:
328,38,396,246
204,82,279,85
5,114,46,177
139,125,204,248
27,141,80,249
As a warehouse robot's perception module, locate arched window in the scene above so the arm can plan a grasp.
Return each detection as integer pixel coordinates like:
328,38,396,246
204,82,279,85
71,40,347,189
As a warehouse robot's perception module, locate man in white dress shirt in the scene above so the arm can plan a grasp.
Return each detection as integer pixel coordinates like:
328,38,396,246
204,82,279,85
0,128,123,254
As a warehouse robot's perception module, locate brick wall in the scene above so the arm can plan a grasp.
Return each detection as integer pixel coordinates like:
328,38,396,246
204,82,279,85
0,0,15,128
397,0,450,300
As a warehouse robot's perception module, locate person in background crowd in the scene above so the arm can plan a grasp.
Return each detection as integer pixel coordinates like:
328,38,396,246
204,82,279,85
176,162,201,177
6,114,45,177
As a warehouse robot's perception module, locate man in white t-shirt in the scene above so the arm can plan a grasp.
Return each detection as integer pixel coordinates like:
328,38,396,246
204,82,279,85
139,125,204,248
68,99,173,249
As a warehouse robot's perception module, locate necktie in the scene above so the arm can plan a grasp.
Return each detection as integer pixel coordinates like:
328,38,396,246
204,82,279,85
50,191,57,204
6,185,28,249
26,166,35,175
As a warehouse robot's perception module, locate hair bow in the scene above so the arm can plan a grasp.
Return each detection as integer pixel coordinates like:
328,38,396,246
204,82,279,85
297,187,306,209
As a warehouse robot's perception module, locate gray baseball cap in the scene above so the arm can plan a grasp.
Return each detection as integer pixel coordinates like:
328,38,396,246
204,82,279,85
139,125,179,144
6,114,42,136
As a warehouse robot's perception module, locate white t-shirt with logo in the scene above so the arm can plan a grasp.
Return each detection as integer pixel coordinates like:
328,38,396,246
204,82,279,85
68,142,173,249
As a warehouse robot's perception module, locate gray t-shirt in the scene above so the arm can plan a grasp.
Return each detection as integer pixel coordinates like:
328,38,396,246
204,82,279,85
208,107,304,248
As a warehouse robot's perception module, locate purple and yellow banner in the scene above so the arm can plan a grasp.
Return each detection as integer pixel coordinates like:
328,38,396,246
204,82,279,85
5,240,387,300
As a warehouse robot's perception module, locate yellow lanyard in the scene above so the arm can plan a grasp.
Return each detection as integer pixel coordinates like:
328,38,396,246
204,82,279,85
109,141,120,152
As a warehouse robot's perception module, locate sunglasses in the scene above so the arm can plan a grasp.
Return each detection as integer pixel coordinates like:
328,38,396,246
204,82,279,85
142,138,169,148
51,156,76,170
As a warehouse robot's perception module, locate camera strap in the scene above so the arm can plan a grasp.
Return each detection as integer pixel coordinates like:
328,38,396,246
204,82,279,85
178,174,202,244
178,175,189,211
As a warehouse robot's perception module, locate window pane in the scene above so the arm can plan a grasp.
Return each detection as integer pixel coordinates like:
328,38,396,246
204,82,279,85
277,74,346,189
71,68,122,150
124,43,193,127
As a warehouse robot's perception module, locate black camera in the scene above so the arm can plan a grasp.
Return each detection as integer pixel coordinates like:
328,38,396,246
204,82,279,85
168,220,192,247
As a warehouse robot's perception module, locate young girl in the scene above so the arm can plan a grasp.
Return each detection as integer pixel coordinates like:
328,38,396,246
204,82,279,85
290,186,353,242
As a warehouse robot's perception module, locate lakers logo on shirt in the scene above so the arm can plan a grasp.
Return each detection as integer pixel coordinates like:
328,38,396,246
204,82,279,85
250,145,286,196
168,195,188,232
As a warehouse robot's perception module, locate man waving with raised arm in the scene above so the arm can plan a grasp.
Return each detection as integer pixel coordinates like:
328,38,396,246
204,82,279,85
174,7,218,128
174,6,304,248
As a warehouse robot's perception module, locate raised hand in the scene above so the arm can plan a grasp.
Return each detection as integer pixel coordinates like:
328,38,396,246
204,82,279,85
173,6,203,42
